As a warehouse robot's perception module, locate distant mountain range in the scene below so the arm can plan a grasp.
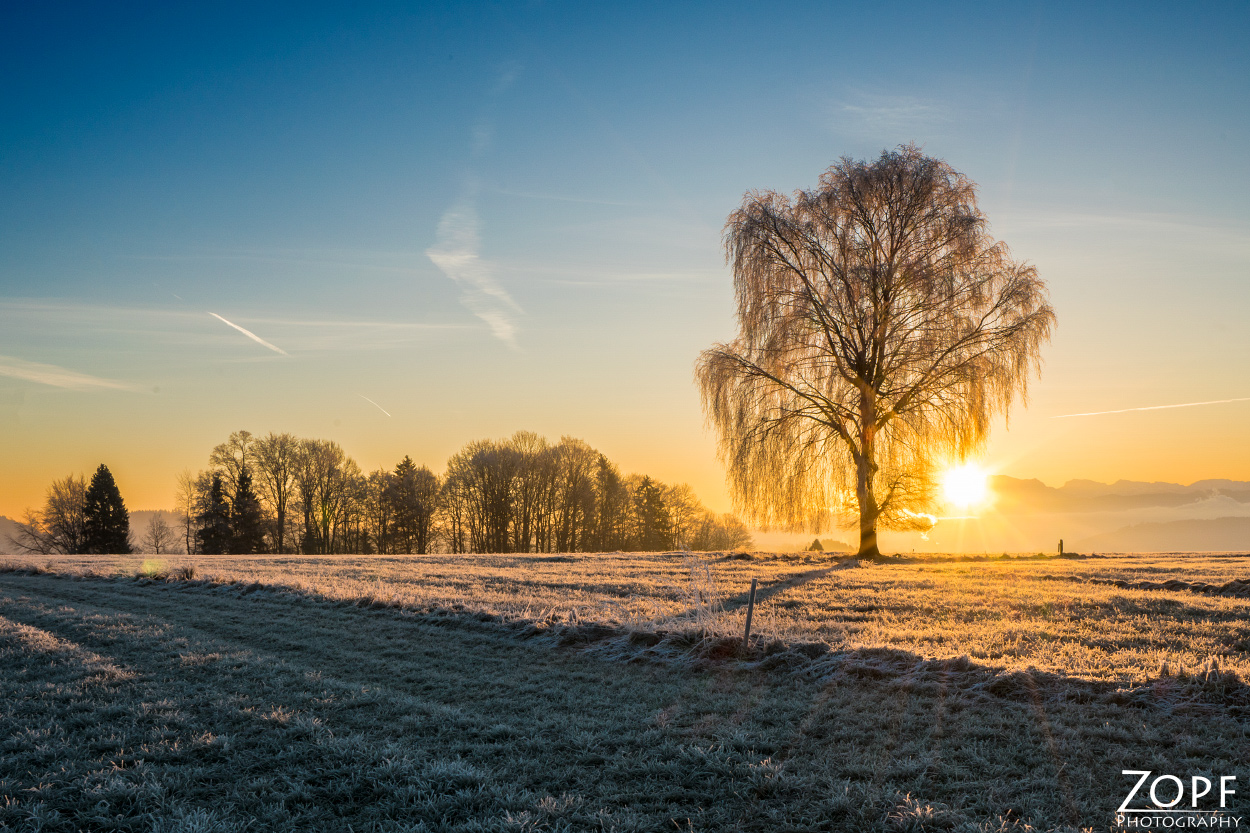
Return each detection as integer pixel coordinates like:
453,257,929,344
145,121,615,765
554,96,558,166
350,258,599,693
989,476,1250,514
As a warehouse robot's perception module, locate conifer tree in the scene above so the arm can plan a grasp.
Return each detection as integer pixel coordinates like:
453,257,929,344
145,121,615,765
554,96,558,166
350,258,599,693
631,476,673,552
83,464,132,554
231,465,266,554
387,456,441,555
196,474,232,555
590,455,629,552
389,455,419,554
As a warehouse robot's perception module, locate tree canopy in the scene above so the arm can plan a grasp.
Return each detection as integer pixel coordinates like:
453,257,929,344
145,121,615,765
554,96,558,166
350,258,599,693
697,145,1055,557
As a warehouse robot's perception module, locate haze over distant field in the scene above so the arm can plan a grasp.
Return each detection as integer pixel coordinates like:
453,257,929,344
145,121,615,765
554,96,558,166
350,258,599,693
1,3,1248,520
878,477,1250,554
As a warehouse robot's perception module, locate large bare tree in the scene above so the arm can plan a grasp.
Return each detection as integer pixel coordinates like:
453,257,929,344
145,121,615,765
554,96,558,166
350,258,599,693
697,145,1055,558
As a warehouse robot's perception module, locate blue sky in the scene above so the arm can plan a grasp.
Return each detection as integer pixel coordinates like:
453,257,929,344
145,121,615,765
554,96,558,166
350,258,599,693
2,1,1249,518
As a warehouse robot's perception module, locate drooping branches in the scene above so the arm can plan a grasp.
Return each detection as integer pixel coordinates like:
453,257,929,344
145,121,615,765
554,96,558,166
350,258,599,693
698,145,1055,556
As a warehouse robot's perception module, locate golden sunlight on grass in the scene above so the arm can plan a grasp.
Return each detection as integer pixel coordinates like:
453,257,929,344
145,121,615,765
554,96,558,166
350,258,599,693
14,550,1250,684
941,462,990,509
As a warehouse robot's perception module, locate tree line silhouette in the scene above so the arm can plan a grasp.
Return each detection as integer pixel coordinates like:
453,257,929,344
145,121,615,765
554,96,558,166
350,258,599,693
180,430,751,555
11,430,752,555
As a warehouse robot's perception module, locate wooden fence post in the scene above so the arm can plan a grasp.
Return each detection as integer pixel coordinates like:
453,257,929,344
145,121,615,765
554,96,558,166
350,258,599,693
742,577,758,652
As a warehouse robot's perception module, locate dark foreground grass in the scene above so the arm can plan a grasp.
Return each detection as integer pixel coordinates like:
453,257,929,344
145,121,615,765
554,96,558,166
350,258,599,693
2,572,1248,832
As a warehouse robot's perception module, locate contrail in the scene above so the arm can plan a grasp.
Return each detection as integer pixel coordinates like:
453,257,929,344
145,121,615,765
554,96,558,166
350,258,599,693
359,394,392,417
207,312,288,355
1053,397,1250,418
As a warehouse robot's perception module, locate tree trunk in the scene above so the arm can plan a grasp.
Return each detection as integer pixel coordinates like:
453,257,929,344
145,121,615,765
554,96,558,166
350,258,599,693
855,480,882,559
854,393,883,560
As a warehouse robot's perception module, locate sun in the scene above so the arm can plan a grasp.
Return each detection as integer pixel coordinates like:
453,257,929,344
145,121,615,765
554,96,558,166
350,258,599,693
941,463,990,509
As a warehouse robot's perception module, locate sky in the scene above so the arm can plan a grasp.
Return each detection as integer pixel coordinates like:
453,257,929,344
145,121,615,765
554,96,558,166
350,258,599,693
2,1,1249,522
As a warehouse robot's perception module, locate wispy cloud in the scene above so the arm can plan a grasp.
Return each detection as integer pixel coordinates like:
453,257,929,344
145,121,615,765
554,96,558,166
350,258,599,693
207,312,289,355
426,192,522,347
0,355,137,391
359,394,392,417
1053,397,1250,418
835,92,951,139
425,65,527,349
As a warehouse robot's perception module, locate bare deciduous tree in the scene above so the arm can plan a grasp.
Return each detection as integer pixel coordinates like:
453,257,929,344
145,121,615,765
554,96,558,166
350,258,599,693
209,430,255,496
438,468,472,554
507,431,548,553
545,438,598,553
9,474,87,555
142,511,179,554
292,438,366,554
661,483,704,550
254,432,298,553
442,440,519,553
364,469,396,554
174,469,210,555
689,512,754,551
697,145,1055,557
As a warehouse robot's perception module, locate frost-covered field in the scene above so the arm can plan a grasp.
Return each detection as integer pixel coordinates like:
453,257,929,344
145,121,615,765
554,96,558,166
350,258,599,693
15,549,1250,682
2,553,1249,831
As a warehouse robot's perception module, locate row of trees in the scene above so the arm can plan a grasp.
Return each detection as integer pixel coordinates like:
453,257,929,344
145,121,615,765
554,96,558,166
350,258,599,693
9,432,751,556
10,464,133,554
170,430,751,555
438,433,748,554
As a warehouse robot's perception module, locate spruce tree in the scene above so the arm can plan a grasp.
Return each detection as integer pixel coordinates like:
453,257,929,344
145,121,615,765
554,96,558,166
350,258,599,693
231,465,266,554
632,476,673,552
591,455,629,552
196,474,232,555
388,456,440,555
83,464,132,554
389,455,418,554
